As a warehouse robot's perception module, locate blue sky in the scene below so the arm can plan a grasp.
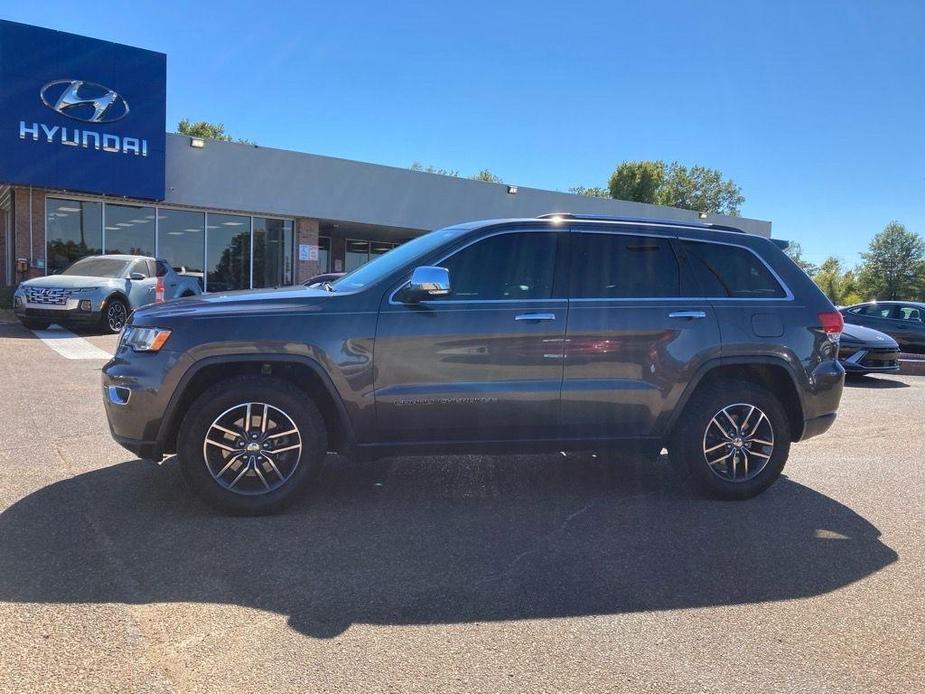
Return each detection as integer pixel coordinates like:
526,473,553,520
5,1,923,265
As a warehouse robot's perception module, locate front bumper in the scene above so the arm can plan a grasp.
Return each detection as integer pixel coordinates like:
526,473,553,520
14,296,101,324
838,344,901,373
102,347,186,461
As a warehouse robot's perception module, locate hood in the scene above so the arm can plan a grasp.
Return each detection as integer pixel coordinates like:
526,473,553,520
840,322,898,347
131,285,334,322
18,274,122,290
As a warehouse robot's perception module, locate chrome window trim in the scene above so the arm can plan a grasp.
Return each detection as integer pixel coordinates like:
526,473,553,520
388,227,795,306
388,227,562,306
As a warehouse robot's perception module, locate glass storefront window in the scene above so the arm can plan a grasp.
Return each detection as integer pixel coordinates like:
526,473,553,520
370,241,395,259
318,237,331,273
46,198,102,273
345,239,370,272
43,196,295,292
104,203,156,256
157,209,205,289
253,217,294,288
206,213,251,292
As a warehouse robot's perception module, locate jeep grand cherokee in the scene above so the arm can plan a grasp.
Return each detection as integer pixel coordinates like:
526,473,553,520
102,214,845,514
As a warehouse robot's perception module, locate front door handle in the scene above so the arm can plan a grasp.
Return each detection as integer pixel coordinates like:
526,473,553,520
515,312,556,321
668,310,707,320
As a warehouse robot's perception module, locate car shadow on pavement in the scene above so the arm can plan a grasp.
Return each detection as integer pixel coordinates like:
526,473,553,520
0,453,897,638
844,375,910,388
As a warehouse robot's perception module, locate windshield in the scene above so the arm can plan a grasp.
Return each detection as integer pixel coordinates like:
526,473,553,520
332,226,470,291
61,257,130,278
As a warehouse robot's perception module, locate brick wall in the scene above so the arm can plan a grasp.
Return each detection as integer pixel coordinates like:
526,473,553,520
11,186,47,283
294,217,321,283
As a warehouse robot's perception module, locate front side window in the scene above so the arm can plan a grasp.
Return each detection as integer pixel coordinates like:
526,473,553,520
431,232,558,301
104,204,156,256
571,233,679,298
857,304,892,318
682,240,786,298
46,198,102,273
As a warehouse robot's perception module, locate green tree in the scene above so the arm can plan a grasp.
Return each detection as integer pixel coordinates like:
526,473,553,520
782,240,818,276
812,257,862,306
470,169,503,184
857,221,925,300
607,160,665,204
177,118,255,145
605,160,744,215
656,162,744,215
568,185,610,198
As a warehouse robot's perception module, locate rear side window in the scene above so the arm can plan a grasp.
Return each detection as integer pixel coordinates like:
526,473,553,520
571,233,679,298
432,231,558,301
682,240,786,298
894,305,923,322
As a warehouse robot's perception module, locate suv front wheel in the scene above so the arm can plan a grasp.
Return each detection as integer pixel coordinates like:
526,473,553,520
177,376,327,514
672,378,791,500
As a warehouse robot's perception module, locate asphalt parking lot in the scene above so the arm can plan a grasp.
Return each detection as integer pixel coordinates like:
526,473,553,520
0,316,922,693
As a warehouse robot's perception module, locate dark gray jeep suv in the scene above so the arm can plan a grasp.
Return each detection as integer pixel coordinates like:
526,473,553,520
102,214,845,514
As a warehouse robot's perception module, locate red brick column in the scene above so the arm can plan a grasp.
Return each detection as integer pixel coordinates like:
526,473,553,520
13,186,46,281
294,217,321,283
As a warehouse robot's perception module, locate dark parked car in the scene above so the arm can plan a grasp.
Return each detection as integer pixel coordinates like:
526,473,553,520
14,255,202,333
302,272,345,288
838,323,900,375
840,301,925,354
102,214,845,514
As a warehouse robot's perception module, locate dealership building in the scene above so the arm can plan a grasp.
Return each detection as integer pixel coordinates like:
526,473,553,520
0,19,771,292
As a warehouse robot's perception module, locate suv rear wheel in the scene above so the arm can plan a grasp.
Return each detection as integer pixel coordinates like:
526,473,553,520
177,376,327,514
672,378,791,500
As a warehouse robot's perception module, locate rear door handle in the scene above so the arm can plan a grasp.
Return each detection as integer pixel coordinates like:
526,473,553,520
515,312,556,321
668,310,707,320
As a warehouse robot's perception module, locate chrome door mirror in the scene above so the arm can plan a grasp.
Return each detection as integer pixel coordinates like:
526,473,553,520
129,272,147,281
407,266,450,300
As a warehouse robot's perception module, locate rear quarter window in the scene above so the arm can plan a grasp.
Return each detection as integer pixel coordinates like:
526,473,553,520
681,240,786,299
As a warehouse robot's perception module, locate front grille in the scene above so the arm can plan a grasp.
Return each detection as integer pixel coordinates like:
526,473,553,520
840,346,900,369
24,287,71,305
860,347,900,369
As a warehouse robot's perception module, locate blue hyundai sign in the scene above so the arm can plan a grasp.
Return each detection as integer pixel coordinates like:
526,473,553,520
0,20,166,199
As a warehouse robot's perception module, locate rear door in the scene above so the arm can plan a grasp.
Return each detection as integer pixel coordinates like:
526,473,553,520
373,229,568,443
561,228,720,439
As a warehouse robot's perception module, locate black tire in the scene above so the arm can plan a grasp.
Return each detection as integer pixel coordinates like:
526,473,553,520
101,297,129,333
177,375,327,515
20,318,50,330
671,378,791,500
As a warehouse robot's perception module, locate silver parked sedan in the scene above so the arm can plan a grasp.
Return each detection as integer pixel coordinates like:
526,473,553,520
13,255,202,333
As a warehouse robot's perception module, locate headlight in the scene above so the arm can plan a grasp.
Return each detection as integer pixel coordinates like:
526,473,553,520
70,287,99,294
120,326,172,352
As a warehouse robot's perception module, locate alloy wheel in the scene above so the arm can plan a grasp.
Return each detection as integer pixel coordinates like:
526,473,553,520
107,302,127,331
202,402,303,496
701,403,774,482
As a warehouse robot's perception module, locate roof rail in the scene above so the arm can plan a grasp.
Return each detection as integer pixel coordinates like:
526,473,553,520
537,212,746,233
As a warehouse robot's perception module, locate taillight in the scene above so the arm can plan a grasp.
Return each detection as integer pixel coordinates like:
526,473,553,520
817,311,844,336
155,277,165,303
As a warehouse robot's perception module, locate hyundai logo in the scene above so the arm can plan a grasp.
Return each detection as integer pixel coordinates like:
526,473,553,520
40,79,130,123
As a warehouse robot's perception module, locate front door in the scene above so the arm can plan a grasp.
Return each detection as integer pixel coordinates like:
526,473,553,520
561,229,721,439
373,229,567,443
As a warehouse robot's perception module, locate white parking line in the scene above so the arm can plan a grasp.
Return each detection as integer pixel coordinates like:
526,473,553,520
32,325,114,360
